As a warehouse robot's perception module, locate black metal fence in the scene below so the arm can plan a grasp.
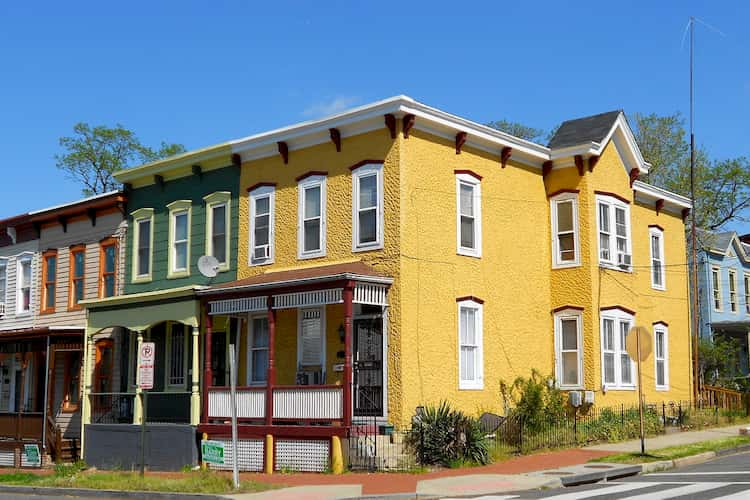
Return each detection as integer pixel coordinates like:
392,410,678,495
347,399,750,472
89,392,191,424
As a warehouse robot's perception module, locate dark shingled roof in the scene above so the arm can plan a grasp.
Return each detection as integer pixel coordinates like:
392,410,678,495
548,110,622,149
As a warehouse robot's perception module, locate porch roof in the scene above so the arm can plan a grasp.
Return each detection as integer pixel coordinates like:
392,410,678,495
0,326,82,341
711,321,750,332
197,261,392,296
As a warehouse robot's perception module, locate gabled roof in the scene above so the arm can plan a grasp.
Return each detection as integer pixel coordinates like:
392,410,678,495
698,229,750,264
549,110,622,149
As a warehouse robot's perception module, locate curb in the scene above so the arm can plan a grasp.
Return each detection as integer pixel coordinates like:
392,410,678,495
0,485,226,499
637,442,750,476
558,465,642,487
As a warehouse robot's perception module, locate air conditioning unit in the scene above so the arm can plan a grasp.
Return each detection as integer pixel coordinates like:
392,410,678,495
568,391,582,408
296,370,324,385
617,252,632,269
253,245,270,260
584,390,595,405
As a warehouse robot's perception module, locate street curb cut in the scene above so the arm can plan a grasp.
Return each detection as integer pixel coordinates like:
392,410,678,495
559,465,642,487
0,485,225,500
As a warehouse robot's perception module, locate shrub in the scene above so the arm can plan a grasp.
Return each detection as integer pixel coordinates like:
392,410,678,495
500,370,566,432
405,401,489,466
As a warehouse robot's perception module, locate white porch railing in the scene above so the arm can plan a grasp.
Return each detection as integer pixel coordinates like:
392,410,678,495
273,386,343,420
206,385,343,422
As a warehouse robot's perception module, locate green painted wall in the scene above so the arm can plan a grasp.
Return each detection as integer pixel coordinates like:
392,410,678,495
124,165,239,294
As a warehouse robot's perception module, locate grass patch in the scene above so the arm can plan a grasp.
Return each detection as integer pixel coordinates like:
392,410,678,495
591,435,750,464
0,466,275,494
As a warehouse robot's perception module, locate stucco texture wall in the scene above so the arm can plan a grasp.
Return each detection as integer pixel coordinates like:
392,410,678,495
397,130,552,425
546,142,692,407
236,129,403,419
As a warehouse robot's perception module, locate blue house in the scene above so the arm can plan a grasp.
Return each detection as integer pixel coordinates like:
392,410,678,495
696,230,750,375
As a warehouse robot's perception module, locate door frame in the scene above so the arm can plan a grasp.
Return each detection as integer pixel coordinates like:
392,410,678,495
353,305,388,419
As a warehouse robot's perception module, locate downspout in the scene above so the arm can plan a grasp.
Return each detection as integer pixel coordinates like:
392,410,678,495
41,336,50,454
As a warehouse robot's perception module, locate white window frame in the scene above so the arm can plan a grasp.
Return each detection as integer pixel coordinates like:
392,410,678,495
247,314,269,386
457,299,484,390
550,192,580,268
0,258,7,313
298,175,327,259
352,163,384,252
711,266,722,312
649,227,666,290
728,268,738,313
204,191,232,272
16,253,33,316
131,208,154,283
297,306,326,369
744,273,750,314
654,324,669,391
456,173,482,258
595,195,631,271
554,308,583,389
249,185,275,266
165,322,189,390
167,200,192,279
600,308,636,390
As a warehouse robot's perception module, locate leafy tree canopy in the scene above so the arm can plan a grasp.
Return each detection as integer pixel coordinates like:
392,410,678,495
56,123,186,196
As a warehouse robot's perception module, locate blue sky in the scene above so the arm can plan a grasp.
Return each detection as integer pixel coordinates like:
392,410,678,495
1,1,748,222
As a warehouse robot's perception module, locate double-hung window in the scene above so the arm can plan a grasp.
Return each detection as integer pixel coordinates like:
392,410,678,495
649,226,665,290
249,185,275,265
554,308,583,389
69,245,85,310
457,298,483,389
654,324,669,390
711,266,722,311
745,274,750,314
298,175,326,259
41,250,57,314
298,307,325,370
601,308,635,390
248,316,269,385
729,269,738,313
166,323,188,388
456,173,482,257
17,254,32,315
204,192,231,272
0,258,7,315
352,163,384,251
550,192,580,267
99,238,117,298
167,200,192,278
131,208,154,282
596,194,631,270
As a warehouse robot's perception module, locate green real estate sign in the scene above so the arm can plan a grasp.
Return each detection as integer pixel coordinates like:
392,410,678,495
201,440,225,465
24,444,40,466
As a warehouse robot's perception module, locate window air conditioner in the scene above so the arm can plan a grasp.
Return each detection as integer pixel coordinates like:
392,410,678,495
296,370,324,385
617,252,632,269
584,390,595,405
254,245,270,260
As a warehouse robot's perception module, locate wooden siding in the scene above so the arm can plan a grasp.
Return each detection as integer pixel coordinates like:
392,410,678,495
0,240,39,332
35,212,126,329
124,165,239,294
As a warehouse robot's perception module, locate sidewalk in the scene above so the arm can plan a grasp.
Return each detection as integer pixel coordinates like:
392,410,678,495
586,423,749,453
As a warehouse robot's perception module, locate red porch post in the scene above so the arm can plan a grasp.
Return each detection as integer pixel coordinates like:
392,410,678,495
343,281,354,428
265,296,276,426
202,312,213,424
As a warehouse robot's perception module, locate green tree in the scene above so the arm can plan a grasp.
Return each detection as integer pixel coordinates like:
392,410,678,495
486,120,547,143
632,112,750,230
56,123,186,196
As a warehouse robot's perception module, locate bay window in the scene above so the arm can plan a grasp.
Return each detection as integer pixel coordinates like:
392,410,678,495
550,192,580,267
596,194,631,270
601,308,635,390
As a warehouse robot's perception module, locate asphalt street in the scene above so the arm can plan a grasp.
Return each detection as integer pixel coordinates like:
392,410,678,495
443,450,750,499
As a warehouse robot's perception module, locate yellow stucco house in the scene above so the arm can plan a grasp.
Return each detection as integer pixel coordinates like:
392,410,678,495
198,96,692,432
81,96,693,473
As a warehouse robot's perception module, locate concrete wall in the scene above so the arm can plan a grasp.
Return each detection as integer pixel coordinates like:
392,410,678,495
83,423,197,471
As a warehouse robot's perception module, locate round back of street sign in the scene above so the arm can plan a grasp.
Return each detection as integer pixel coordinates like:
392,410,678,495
626,326,652,362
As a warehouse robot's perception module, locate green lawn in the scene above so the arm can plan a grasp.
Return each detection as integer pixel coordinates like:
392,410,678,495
0,463,275,494
591,435,750,464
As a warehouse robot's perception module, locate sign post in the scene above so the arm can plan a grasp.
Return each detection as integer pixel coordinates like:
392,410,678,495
138,342,155,476
626,326,652,456
229,344,240,489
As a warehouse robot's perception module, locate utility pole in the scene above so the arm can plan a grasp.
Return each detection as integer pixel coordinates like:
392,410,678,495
689,16,701,404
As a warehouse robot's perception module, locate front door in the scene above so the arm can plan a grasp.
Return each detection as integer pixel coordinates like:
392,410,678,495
353,318,384,417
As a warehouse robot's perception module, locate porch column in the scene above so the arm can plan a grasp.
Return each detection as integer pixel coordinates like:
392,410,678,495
343,281,354,428
202,314,212,424
80,329,95,461
190,326,200,425
265,296,276,426
133,331,144,425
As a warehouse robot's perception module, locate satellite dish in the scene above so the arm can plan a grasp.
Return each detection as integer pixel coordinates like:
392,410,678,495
197,255,220,278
